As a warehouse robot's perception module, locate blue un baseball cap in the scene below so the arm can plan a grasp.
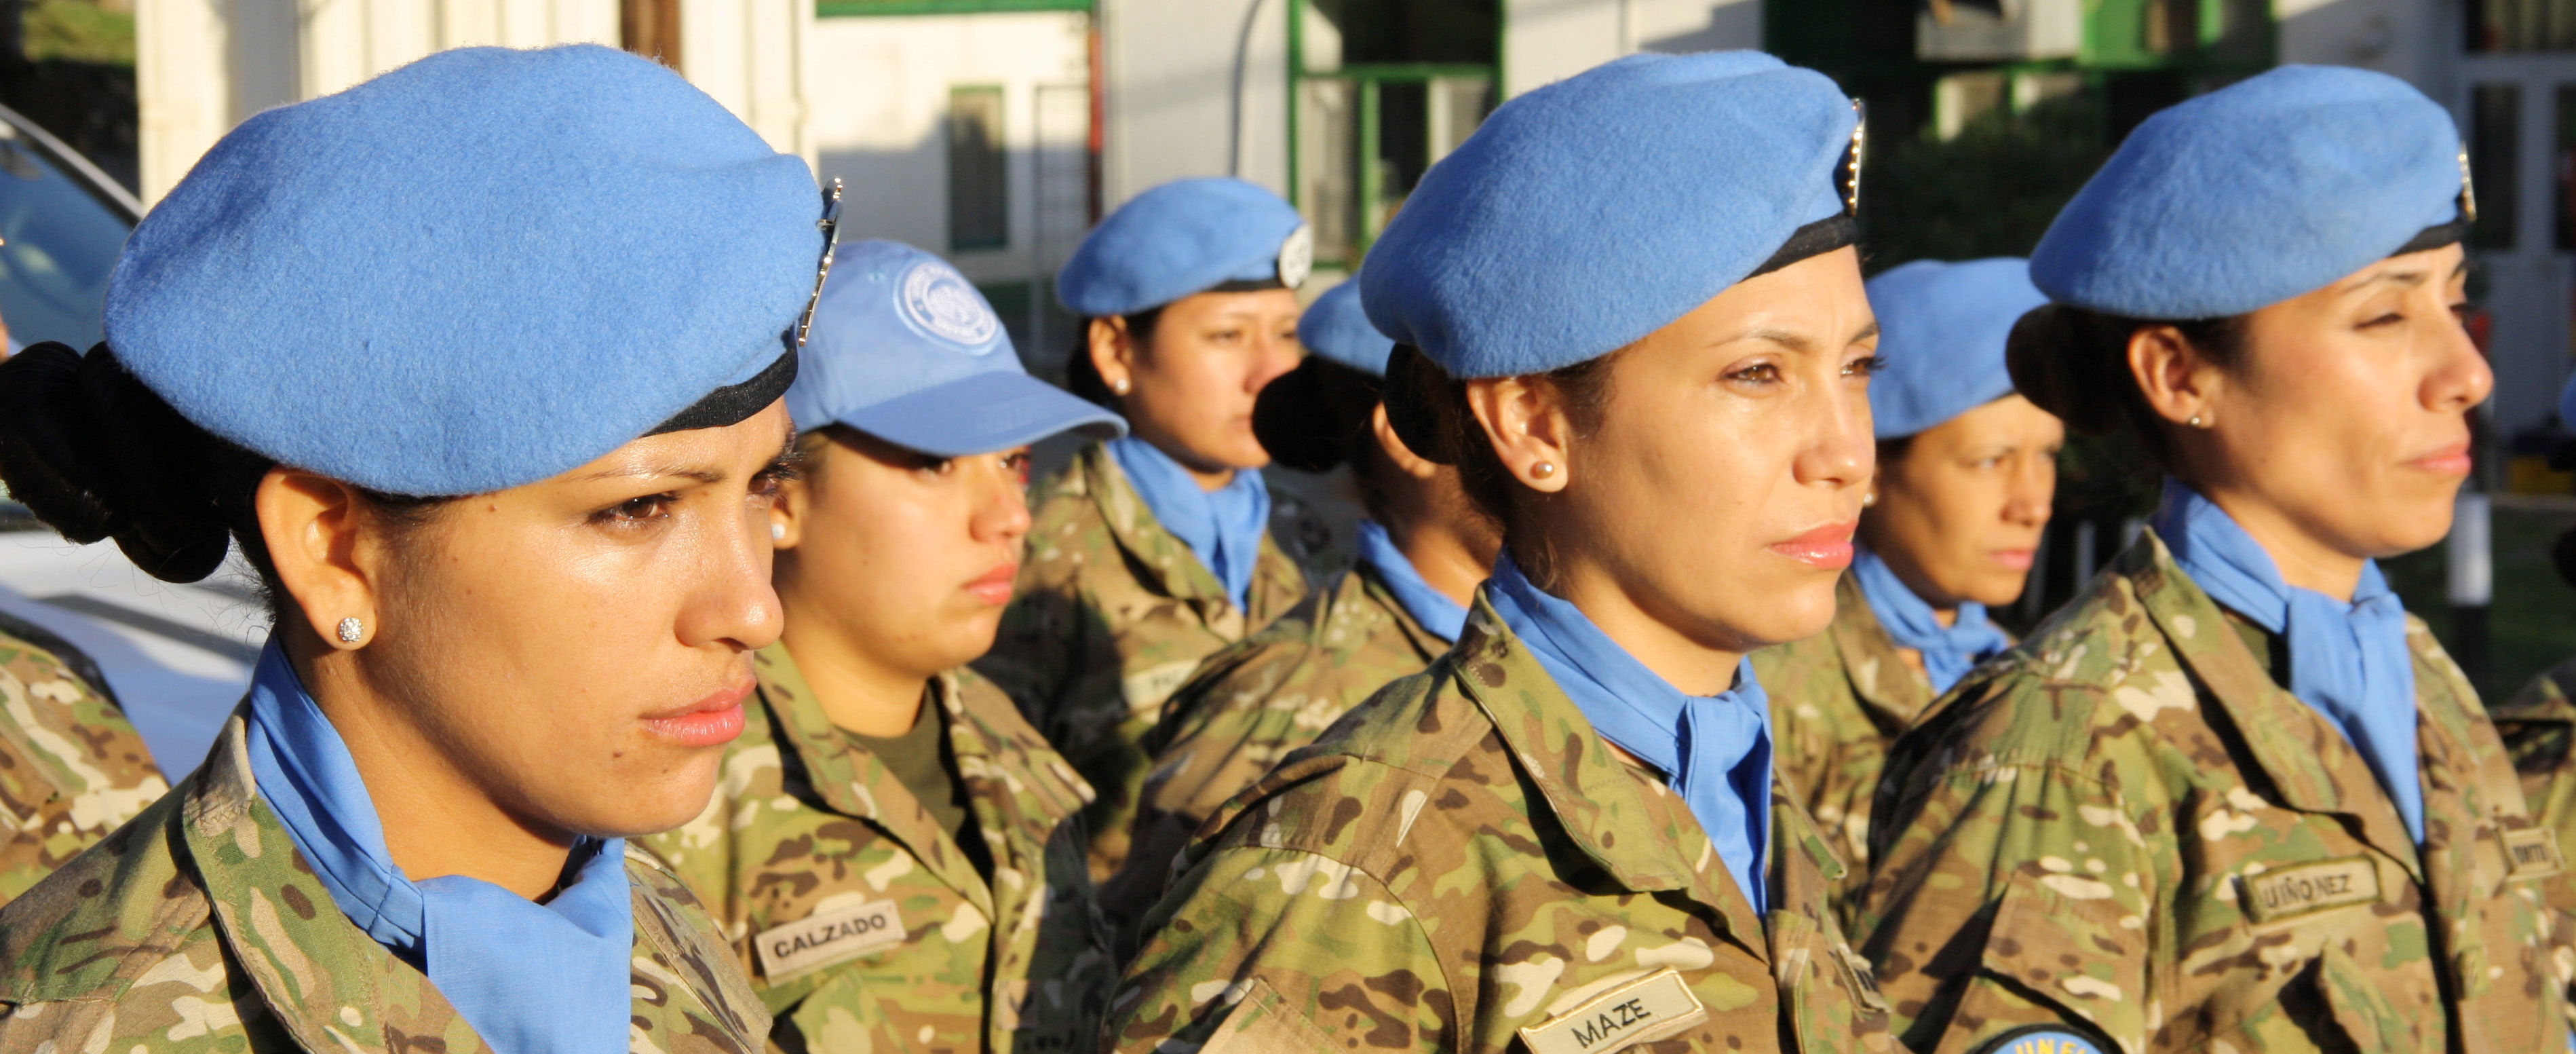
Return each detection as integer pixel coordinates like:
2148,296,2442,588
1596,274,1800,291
788,240,1126,456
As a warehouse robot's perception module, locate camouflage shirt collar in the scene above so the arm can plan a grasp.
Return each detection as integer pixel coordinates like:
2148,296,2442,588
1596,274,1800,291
2125,528,2425,876
1448,592,1768,937
1824,572,1936,733
752,643,1000,917
1074,441,1301,618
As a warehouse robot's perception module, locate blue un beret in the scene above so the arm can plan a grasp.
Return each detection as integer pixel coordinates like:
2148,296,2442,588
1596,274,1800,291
789,240,1124,457
1866,259,2048,438
105,44,824,496
1362,51,1856,379
1298,280,1396,377
1057,177,1312,317
2031,64,2467,320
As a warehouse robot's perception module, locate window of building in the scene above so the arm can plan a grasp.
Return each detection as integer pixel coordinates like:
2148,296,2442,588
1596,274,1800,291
2474,83,2521,250
1290,0,1498,269
948,86,1008,252
2471,0,2576,52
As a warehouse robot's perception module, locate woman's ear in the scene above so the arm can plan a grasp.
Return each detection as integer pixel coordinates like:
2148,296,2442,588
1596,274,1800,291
1088,317,1138,397
1463,375,1574,494
2127,324,2227,428
254,467,384,651
1371,402,1444,481
771,468,811,551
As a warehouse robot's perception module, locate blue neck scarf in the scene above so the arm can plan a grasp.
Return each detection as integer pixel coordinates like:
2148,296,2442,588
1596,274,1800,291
2151,480,2425,843
1486,552,1773,913
1109,436,1272,609
241,641,634,1053
1850,545,2013,695
1354,519,1468,642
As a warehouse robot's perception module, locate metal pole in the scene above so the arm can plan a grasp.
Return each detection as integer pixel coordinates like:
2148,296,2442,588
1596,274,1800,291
2449,489,2493,693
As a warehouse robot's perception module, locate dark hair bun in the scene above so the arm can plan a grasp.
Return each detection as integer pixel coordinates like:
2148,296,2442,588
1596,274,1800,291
0,343,246,582
1252,357,1383,473
2005,304,2128,438
1380,344,1463,466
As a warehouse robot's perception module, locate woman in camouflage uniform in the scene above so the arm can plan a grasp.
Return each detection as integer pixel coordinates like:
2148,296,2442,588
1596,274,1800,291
1098,280,1500,932
0,614,164,906
1856,67,2571,1054
978,178,1322,880
1105,52,1898,1054
642,240,1127,1053
1750,258,2061,923
0,46,822,1051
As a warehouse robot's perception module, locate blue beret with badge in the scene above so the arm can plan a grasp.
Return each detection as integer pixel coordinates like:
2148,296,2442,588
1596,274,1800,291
1299,280,1397,377
102,43,827,497
789,240,1126,456
1360,51,1861,380
1866,258,2050,439
2031,64,2468,320
1057,177,1312,318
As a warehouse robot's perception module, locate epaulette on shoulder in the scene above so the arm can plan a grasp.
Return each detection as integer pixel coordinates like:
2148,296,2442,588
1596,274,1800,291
0,789,212,1004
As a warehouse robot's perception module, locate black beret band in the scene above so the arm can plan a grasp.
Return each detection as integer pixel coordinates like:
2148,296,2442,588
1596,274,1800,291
648,347,799,436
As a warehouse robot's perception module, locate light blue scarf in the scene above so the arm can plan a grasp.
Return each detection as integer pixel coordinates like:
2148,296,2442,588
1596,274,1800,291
1354,519,1468,642
1110,436,1272,609
1486,552,1773,912
242,641,634,1053
1850,545,2013,694
2152,480,2424,843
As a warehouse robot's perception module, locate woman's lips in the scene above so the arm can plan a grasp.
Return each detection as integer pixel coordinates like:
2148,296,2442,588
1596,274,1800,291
1769,521,1856,569
965,563,1020,606
1991,548,2037,571
640,679,753,748
2408,442,2474,477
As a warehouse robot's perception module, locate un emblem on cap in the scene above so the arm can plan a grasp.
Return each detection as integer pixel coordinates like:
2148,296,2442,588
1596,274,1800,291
900,259,1001,353
1278,225,1314,290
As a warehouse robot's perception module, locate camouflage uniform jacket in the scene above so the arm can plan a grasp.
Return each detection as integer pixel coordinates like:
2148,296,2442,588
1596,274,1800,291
976,442,1317,880
1100,562,1445,931
1751,573,1997,926
0,626,166,907
0,708,769,1053
2489,655,2576,1036
643,644,1115,1054
1104,592,1898,1054
1856,530,2570,1054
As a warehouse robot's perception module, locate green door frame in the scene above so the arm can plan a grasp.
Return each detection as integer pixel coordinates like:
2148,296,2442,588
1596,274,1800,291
1285,0,1505,269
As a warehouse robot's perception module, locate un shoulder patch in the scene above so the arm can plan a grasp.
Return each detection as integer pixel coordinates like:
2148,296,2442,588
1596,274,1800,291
1973,1026,2110,1054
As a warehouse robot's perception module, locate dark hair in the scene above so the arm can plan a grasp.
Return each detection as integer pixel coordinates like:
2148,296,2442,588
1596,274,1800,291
1251,357,1405,519
1064,307,1166,407
1381,343,1615,584
2004,304,2246,470
0,342,448,602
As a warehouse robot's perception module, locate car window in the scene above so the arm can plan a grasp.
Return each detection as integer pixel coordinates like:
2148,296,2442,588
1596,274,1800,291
0,120,132,351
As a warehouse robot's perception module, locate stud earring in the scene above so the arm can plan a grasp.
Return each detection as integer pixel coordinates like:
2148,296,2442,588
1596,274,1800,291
1111,377,1132,396
771,521,787,542
337,617,364,645
1863,490,1877,508
2188,414,2206,428
1531,461,1558,479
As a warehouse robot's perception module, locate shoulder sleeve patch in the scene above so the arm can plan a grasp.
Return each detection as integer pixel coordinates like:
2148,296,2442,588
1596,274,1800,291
1973,1025,2113,1054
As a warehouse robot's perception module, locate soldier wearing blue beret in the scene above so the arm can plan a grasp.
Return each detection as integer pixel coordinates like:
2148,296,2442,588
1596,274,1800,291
1099,278,1503,932
638,239,1129,1051
976,176,1328,880
1107,51,1898,1053
0,44,827,1051
1858,65,2571,1054
1750,257,2062,924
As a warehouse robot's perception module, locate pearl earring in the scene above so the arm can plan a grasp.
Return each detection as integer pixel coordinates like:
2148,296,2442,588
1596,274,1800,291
1111,377,1131,396
337,617,364,645
1531,461,1558,479
2188,414,2206,428
771,521,787,542
1863,490,1877,508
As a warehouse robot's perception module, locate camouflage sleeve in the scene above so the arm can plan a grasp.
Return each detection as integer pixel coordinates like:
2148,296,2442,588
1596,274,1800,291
1105,843,1451,1053
1856,693,2155,1054
0,635,168,905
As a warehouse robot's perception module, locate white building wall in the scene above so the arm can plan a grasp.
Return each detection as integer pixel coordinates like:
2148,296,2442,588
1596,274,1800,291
1502,0,1759,96
806,11,1093,282
1096,0,1289,206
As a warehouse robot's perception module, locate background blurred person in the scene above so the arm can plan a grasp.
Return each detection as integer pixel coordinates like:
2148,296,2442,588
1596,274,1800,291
644,240,1126,1052
0,614,165,906
1096,279,1498,933
1752,257,2059,923
0,45,820,1049
976,176,1323,880
1106,52,1898,1053
1856,65,2569,1054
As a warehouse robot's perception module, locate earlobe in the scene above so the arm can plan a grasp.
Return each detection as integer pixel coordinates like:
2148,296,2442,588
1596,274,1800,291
2126,324,2218,428
254,468,381,651
771,477,808,550
1088,318,1136,396
1463,377,1574,494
